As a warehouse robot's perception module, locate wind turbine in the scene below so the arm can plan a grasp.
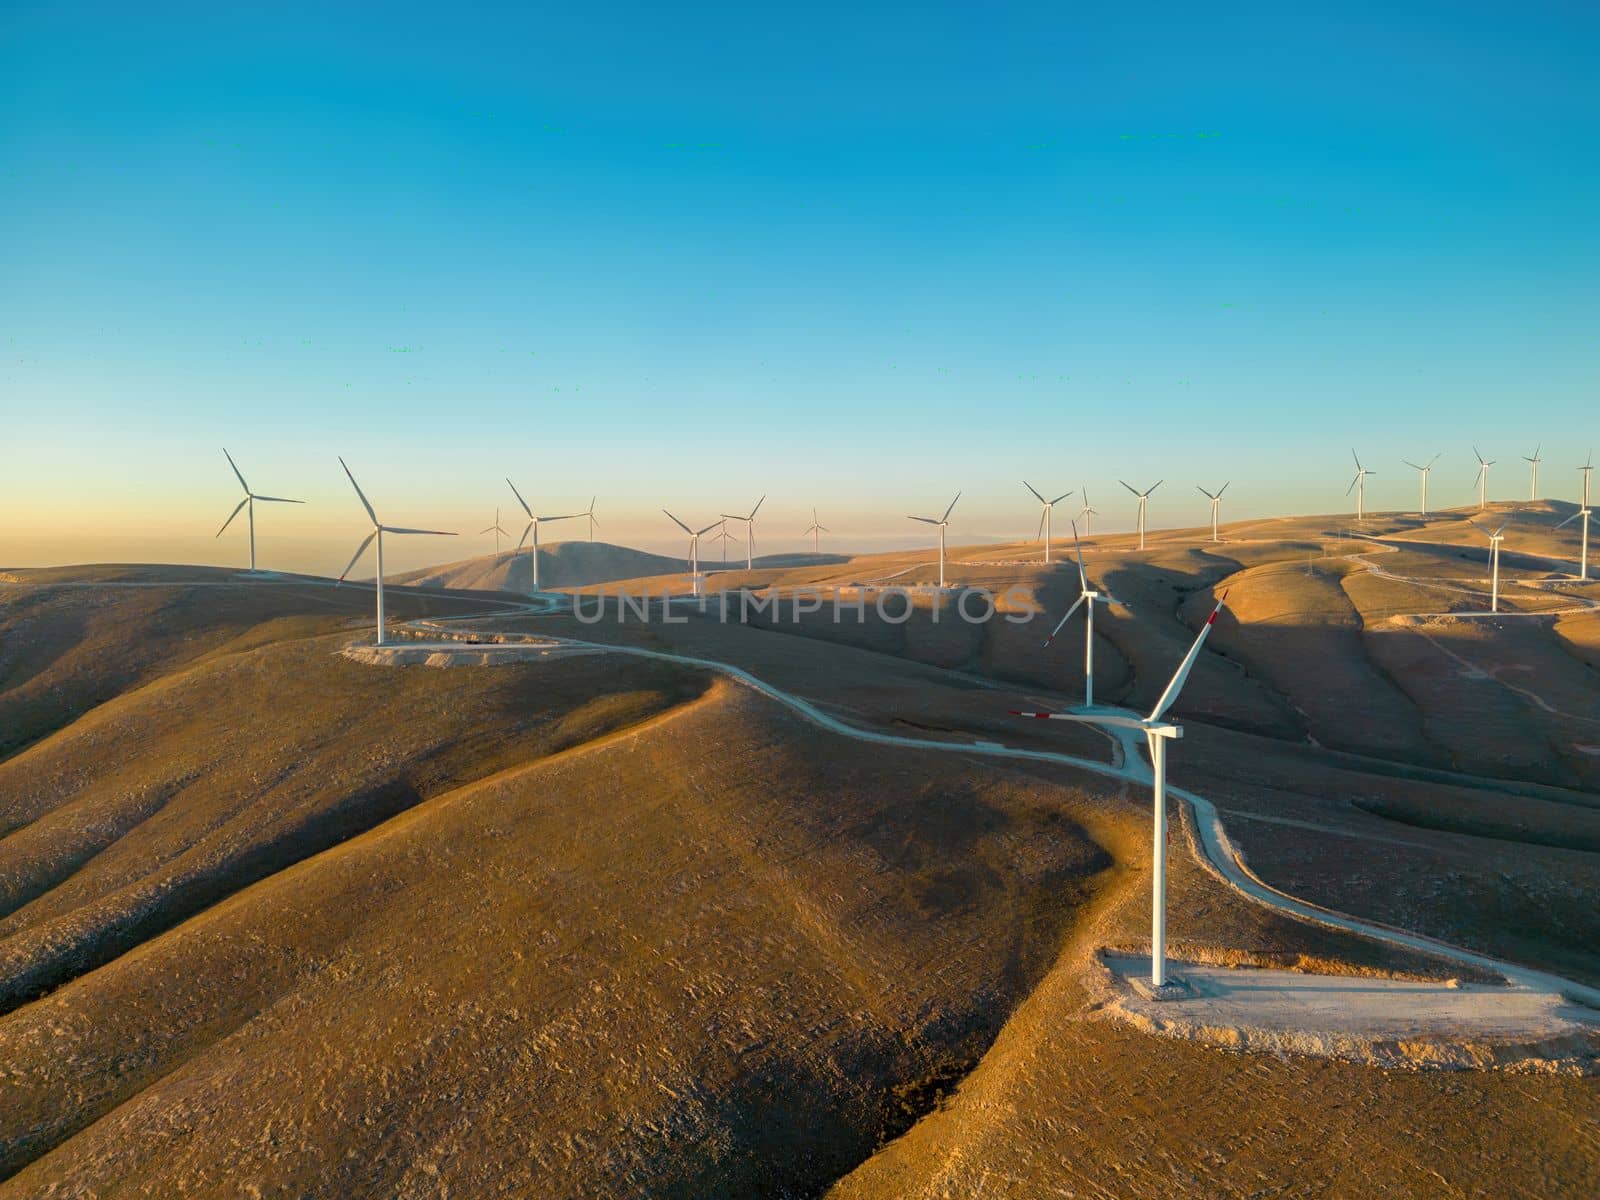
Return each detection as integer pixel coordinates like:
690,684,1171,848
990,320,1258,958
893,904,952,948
1014,593,1230,990
1347,450,1376,522
1076,489,1099,538
1470,520,1507,612
581,496,600,542
1559,452,1591,581
1023,481,1073,564
1195,482,1229,544
1042,521,1123,708
720,496,766,570
907,492,961,588
1119,479,1162,550
1557,506,1590,582
1403,453,1441,517
664,511,721,597
480,508,510,556
802,508,829,555
1523,444,1543,500
336,458,456,646
713,519,739,567
1471,447,1496,511
215,448,303,572
506,479,583,593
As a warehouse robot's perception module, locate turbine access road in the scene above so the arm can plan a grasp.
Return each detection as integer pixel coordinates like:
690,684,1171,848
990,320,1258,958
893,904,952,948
399,597,1600,1025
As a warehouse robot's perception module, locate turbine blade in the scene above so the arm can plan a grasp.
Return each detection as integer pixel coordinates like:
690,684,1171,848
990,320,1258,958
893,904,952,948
750,495,766,519
338,531,377,582
215,496,249,537
1051,492,1072,506
696,521,721,536
908,516,937,524
222,447,250,494
1023,480,1047,504
663,510,694,535
1119,479,1139,497
1148,593,1228,723
507,478,536,519
383,526,456,536
1217,482,1230,497
1347,474,1359,495
1035,509,1047,541
253,495,304,504
1196,485,1213,499
941,492,961,523
1043,592,1087,646
1556,511,1580,529
1071,520,1088,589
1009,708,1148,731
516,521,533,550
339,457,378,524
1147,480,1163,495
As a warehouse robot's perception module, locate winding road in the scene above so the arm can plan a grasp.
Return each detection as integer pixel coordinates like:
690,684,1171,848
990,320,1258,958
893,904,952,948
401,594,1600,1012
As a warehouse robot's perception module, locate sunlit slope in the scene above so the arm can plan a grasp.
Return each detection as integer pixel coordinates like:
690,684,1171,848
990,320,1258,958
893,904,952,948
0,632,704,1010
0,566,499,761
390,540,701,593
0,682,1114,1197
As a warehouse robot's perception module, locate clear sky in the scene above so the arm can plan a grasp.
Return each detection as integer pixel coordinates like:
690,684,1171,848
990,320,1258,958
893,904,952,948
3,2,1596,574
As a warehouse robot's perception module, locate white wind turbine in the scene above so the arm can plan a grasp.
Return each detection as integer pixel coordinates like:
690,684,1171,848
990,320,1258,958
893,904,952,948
1195,482,1229,544
713,519,739,567
216,448,304,572
1523,444,1543,500
581,496,600,542
1076,489,1099,538
1471,447,1496,511
1119,479,1162,550
664,511,722,597
1470,520,1507,612
802,508,829,556
506,479,583,593
1015,593,1230,990
1042,521,1124,708
1403,453,1441,516
720,496,766,570
908,492,961,589
1558,451,1592,581
480,508,510,556
336,457,456,646
1023,481,1073,564
1347,449,1376,522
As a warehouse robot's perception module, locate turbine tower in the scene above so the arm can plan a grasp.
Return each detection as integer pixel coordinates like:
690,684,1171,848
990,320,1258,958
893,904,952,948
907,492,961,589
480,508,510,556
1023,481,1073,564
1195,482,1229,544
336,457,456,646
1043,521,1123,708
1471,447,1495,511
1523,444,1543,500
1347,450,1376,522
1076,489,1099,538
506,479,582,593
1403,453,1441,517
664,510,721,597
216,448,303,572
1557,506,1591,582
1470,521,1507,612
1015,593,1230,989
720,496,766,570
713,519,738,566
1559,453,1591,581
802,508,829,555
1119,479,1162,550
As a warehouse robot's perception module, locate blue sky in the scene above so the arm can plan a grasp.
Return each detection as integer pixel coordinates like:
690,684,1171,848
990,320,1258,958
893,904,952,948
2,2,1596,572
